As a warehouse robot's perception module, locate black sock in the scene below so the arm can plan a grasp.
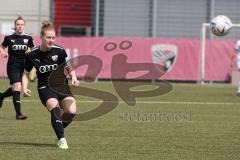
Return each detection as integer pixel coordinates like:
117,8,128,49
51,107,64,140
2,87,13,98
62,113,75,128
12,91,21,115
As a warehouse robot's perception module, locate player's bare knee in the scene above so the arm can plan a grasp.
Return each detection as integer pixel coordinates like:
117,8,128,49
64,104,76,114
12,82,22,91
67,107,76,114
61,97,77,114
46,98,59,111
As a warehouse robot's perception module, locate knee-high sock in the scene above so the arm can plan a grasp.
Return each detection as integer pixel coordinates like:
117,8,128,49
2,87,13,98
62,113,75,128
12,91,21,115
51,107,64,140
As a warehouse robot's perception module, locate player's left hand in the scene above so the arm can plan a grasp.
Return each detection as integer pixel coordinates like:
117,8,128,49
23,88,32,97
71,77,79,87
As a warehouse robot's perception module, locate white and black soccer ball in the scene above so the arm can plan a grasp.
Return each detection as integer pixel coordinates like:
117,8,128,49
210,15,232,36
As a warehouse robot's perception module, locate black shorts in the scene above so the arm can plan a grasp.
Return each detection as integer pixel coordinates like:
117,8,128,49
7,62,24,85
38,86,73,106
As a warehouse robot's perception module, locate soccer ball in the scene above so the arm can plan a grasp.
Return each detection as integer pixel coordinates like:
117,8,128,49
210,15,232,36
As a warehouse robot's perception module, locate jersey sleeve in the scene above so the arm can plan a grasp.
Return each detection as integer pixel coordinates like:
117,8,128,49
28,37,35,48
24,54,34,72
59,49,68,64
2,36,8,48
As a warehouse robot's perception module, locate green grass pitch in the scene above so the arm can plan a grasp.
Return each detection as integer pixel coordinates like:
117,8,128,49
0,79,240,160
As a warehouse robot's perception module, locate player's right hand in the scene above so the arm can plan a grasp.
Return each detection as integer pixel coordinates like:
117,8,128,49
23,89,31,97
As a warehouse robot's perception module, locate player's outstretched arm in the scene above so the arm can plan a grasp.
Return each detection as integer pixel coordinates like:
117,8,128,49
70,71,79,87
22,70,32,97
0,46,8,58
64,62,79,87
231,49,237,68
68,68,79,87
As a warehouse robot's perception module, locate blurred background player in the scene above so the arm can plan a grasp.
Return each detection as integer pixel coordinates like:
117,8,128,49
231,40,240,95
22,20,79,149
0,16,34,120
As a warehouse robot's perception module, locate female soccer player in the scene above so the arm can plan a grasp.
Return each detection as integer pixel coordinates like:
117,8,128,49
231,40,240,95
0,16,34,120
22,20,79,149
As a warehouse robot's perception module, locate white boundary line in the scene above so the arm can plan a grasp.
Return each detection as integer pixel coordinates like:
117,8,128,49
4,99,240,105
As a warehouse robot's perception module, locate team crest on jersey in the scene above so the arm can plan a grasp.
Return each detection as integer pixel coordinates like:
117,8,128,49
51,55,58,62
23,39,28,44
151,44,178,73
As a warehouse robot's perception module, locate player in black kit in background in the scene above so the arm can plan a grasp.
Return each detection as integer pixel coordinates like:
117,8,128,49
22,20,79,149
0,16,34,120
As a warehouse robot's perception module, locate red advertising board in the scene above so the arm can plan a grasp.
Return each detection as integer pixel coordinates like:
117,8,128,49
0,36,235,81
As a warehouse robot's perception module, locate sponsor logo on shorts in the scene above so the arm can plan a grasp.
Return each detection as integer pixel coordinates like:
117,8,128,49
56,120,62,123
38,86,46,90
35,59,40,63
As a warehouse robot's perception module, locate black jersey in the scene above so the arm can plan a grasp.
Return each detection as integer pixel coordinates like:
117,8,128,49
2,33,34,63
24,45,68,87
